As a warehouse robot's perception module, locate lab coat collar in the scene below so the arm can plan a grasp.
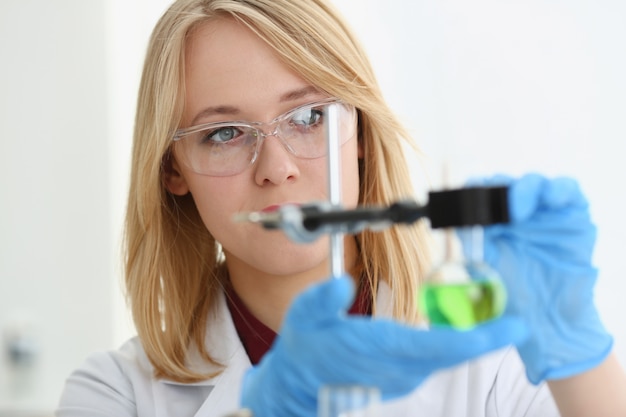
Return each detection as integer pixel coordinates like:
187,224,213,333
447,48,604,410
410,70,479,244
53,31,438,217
161,290,251,387
158,280,395,417
159,290,251,416
375,279,394,318
160,279,395,387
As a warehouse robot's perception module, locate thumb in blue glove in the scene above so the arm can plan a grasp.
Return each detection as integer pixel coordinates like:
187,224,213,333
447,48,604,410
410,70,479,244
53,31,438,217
241,275,529,417
464,173,613,384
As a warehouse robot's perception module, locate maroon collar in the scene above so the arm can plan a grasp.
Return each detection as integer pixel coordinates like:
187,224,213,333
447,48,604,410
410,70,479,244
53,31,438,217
226,281,372,365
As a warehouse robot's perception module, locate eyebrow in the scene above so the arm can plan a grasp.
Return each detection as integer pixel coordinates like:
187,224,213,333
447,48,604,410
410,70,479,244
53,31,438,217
189,105,240,126
189,86,322,126
278,85,321,102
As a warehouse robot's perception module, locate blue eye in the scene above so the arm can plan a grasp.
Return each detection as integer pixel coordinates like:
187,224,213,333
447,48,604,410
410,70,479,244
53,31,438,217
204,126,241,143
291,108,323,127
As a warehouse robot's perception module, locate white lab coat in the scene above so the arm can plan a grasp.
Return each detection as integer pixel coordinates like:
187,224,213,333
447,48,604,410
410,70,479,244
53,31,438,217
56,283,559,417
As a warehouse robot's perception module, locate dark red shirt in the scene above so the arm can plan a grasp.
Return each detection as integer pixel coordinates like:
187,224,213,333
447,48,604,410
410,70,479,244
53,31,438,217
226,281,372,365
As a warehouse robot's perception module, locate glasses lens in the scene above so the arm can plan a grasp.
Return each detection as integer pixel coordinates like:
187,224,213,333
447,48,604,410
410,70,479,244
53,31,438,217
174,124,258,177
278,102,356,159
173,101,356,177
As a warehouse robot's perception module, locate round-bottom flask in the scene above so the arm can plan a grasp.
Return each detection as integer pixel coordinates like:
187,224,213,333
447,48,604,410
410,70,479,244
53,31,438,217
418,260,506,329
418,226,507,329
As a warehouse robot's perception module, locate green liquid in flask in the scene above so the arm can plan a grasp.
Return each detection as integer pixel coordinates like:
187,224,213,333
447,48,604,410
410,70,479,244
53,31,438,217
419,279,506,329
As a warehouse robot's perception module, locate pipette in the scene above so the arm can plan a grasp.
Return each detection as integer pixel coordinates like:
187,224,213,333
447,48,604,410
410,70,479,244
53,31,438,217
233,185,511,244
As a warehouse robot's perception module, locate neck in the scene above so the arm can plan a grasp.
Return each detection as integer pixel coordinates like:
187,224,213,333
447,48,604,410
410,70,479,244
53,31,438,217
225,236,360,332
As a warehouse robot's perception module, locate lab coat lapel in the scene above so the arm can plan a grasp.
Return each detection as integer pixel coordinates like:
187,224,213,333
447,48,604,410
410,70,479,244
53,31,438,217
193,290,252,417
158,290,252,417
155,281,396,417
195,281,395,417
375,280,394,318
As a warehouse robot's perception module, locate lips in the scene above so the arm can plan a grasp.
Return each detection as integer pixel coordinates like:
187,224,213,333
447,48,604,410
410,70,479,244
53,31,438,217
261,205,281,213
261,203,300,213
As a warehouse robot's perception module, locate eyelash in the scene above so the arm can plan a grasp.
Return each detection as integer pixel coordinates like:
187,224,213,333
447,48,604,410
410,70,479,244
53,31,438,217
197,107,326,145
202,126,246,144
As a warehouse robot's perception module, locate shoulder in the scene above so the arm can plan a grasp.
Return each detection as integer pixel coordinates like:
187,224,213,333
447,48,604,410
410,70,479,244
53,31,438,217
56,337,149,417
79,336,153,383
56,295,248,417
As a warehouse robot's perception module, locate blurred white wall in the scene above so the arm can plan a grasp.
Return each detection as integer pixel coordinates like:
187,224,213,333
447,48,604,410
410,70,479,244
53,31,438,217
0,0,111,412
332,0,626,365
0,0,169,413
0,0,624,413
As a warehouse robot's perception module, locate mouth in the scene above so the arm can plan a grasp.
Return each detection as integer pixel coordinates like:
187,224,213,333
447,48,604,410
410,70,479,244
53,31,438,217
261,205,281,213
232,203,301,229
261,203,300,213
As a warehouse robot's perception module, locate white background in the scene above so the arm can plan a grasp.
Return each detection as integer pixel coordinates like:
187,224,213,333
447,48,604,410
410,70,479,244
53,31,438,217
0,0,624,413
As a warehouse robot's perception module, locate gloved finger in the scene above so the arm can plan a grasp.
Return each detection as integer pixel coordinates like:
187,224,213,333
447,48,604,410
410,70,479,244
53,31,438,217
510,205,591,231
286,316,527,402
367,315,529,361
508,174,589,222
483,202,596,264
284,275,355,330
485,212,596,246
337,317,531,400
508,173,545,222
541,176,588,209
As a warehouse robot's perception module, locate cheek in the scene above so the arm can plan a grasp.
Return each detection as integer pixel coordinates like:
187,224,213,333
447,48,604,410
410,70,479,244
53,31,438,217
184,176,242,235
181,139,361,240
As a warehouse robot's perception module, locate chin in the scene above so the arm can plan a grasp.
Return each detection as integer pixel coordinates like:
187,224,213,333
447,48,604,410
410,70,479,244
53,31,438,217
221,230,331,276
253,242,329,274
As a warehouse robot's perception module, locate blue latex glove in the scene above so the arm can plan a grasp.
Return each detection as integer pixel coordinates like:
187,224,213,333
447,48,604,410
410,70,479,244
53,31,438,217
241,275,528,417
463,173,613,384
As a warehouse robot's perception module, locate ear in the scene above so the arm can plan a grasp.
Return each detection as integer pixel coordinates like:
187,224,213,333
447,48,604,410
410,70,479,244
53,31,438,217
163,153,190,196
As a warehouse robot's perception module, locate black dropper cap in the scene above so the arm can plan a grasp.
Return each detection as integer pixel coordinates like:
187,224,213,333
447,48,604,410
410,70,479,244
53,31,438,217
426,186,510,229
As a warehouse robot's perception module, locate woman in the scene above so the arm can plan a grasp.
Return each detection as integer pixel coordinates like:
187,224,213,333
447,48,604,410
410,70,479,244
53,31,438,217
57,1,626,416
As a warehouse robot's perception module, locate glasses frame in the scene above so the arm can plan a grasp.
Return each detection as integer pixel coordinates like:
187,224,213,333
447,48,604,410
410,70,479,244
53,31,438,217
171,98,355,176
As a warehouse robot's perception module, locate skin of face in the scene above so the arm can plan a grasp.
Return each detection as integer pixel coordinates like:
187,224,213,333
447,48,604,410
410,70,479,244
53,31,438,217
164,17,361,323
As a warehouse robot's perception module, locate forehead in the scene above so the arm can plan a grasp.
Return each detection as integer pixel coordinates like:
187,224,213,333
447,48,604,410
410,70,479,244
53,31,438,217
182,17,314,124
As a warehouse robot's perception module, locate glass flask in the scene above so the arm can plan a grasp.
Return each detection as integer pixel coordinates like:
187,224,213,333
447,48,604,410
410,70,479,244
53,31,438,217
418,226,506,329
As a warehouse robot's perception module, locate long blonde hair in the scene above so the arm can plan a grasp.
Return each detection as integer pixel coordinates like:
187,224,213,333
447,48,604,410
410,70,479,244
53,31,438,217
125,0,431,383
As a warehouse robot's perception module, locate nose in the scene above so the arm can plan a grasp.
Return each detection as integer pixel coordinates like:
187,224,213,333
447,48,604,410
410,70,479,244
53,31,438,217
253,133,300,186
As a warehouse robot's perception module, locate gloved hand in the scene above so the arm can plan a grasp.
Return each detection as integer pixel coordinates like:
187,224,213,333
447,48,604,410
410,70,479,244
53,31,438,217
462,173,613,384
241,275,528,417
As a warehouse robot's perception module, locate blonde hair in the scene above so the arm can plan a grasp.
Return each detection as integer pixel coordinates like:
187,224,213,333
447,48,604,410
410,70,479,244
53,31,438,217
125,0,431,383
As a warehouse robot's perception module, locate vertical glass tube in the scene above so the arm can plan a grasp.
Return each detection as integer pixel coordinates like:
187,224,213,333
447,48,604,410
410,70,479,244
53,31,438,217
466,225,484,265
326,103,344,278
318,385,381,417
320,106,379,417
